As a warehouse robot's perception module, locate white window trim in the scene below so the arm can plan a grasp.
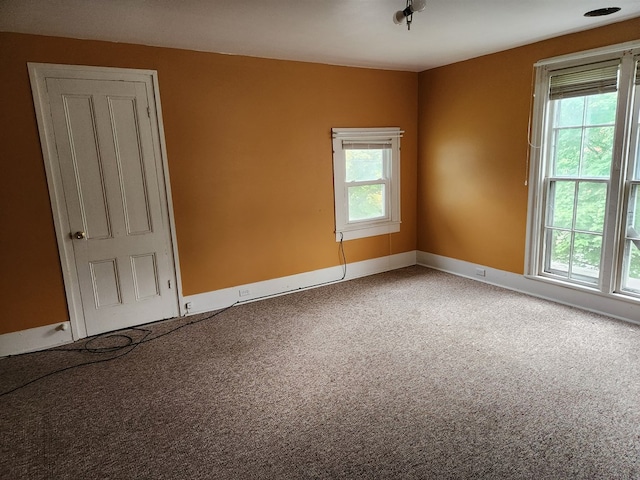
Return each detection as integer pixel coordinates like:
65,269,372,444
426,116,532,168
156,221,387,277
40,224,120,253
332,127,403,241
525,40,640,302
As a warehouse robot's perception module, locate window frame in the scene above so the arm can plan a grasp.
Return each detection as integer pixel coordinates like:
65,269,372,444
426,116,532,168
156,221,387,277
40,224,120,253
332,127,402,241
525,40,640,302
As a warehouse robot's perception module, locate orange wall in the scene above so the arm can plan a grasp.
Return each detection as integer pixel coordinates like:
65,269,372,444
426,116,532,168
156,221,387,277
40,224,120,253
417,18,640,274
0,32,418,335
3,18,638,336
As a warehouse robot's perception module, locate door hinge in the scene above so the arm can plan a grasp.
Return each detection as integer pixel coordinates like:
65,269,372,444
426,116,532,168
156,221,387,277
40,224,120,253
168,279,172,289
147,107,151,118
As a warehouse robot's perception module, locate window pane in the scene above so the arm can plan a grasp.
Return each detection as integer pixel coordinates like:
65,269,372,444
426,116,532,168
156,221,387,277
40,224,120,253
571,232,602,283
575,182,607,232
622,241,640,292
546,229,570,275
553,128,581,176
556,97,585,127
621,185,640,292
581,126,614,177
348,184,385,221
630,185,640,232
548,181,575,229
345,149,385,182
585,92,617,125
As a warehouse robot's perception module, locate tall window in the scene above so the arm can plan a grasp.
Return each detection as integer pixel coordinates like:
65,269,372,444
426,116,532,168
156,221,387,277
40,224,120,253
332,128,402,241
527,42,640,301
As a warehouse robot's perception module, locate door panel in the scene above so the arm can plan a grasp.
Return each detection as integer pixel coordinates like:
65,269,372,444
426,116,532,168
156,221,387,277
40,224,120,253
131,253,160,300
45,77,178,336
90,259,122,308
64,94,113,240
109,95,153,235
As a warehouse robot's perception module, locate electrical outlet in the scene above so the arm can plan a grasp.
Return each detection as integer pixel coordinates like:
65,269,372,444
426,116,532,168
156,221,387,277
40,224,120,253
475,267,486,277
239,289,250,297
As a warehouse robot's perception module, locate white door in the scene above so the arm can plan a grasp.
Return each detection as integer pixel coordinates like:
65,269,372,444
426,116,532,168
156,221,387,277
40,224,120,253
31,67,179,337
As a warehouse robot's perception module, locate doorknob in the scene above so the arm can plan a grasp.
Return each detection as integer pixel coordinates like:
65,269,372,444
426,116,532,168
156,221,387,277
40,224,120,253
74,231,86,240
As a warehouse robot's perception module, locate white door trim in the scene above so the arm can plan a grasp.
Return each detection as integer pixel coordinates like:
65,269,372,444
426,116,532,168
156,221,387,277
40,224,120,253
28,63,184,341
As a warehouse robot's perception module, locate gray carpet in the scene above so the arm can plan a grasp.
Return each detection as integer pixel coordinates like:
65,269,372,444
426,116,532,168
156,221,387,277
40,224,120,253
1,266,640,479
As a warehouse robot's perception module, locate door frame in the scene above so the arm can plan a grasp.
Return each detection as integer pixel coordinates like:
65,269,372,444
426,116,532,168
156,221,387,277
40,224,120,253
28,63,185,340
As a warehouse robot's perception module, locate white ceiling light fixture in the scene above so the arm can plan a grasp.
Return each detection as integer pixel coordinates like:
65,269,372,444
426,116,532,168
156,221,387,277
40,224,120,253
393,0,427,30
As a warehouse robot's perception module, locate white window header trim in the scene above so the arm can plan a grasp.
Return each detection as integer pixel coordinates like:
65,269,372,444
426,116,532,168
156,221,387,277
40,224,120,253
534,40,640,67
332,127,404,140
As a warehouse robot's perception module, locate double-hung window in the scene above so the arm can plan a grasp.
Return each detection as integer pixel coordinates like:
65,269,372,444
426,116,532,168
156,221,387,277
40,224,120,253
332,128,402,241
527,41,640,300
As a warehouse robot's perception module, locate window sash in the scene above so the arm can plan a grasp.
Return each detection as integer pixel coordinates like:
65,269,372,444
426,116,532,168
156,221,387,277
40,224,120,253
620,181,640,295
344,143,391,223
344,144,390,183
618,68,640,295
347,181,388,223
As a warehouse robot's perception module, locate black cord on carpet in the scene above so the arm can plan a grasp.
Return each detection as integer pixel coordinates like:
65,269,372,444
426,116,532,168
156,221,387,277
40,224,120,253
0,235,348,398
0,307,232,398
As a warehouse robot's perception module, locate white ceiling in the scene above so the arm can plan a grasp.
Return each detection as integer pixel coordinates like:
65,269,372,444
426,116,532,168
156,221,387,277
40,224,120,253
1,0,639,72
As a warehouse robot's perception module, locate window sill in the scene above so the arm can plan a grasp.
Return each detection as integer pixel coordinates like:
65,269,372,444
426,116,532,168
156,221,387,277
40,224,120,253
336,221,400,241
524,272,640,306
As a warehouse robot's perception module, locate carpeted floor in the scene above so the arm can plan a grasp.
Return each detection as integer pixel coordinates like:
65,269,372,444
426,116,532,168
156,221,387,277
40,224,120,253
1,266,640,479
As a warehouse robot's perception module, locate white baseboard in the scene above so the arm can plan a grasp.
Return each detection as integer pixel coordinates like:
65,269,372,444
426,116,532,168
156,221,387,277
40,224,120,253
1,252,416,356
6,250,636,356
6,250,637,356
0,322,73,357
183,251,417,315
417,251,640,325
